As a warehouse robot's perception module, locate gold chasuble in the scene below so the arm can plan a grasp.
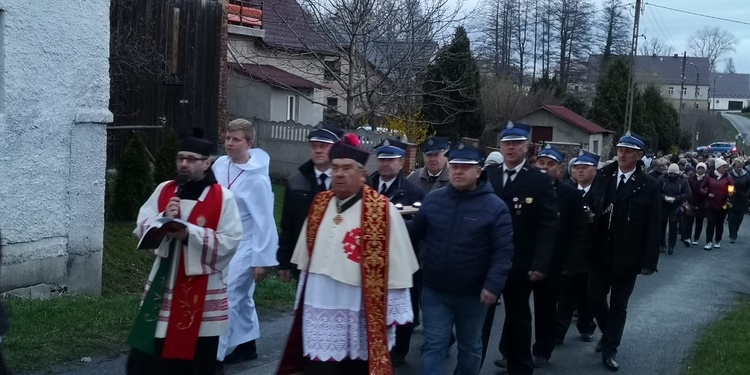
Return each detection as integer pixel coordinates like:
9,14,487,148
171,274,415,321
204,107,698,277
278,185,393,375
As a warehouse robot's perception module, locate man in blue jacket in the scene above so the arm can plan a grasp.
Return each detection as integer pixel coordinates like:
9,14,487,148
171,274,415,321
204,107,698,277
408,142,514,375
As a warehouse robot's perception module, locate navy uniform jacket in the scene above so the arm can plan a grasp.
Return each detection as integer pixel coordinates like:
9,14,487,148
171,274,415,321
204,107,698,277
486,161,558,279
406,165,450,194
277,160,324,271
369,172,424,206
586,162,661,274
554,180,589,275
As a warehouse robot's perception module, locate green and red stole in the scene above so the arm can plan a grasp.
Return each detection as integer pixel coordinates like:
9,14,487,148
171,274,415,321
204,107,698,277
128,180,223,360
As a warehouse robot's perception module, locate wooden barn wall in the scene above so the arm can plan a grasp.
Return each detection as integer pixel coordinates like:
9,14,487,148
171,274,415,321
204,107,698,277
108,0,223,168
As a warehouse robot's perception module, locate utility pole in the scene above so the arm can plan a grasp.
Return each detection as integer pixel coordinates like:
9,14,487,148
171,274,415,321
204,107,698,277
679,51,686,116
623,0,643,133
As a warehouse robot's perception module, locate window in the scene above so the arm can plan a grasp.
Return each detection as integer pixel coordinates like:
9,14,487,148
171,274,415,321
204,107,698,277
574,85,579,92
593,140,599,155
324,60,341,81
326,97,339,113
287,95,297,121
682,87,687,95
668,87,674,95
695,87,701,96
716,99,720,103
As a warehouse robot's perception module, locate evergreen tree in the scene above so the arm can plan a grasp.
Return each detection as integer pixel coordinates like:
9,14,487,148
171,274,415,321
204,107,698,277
111,133,154,221
640,84,680,152
422,27,484,141
588,57,631,148
153,130,179,184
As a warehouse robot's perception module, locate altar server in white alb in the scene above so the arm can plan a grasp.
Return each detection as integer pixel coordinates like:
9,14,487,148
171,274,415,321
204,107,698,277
277,134,420,375
127,129,242,375
212,118,279,368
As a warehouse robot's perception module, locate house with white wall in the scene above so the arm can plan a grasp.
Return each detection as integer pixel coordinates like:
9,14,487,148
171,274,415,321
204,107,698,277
512,105,614,157
587,54,711,111
0,2,111,296
710,73,750,111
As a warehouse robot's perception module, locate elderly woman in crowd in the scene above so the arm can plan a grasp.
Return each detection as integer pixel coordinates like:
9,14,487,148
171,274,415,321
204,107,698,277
700,159,734,250
728,159,750,243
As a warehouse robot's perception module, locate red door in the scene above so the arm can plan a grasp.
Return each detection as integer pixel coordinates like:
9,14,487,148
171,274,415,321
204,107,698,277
531,126,553,143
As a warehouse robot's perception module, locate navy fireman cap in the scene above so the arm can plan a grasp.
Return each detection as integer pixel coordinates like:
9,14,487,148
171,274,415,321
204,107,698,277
616,131,646,151
308,123,343,144
447,142,483,165
375,138,407,159
537,144,565,163
420,136,450,155
574,150,601,166
499,121,531,142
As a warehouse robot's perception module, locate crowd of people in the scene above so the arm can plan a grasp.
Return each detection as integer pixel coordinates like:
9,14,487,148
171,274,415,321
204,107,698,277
124,117,745,375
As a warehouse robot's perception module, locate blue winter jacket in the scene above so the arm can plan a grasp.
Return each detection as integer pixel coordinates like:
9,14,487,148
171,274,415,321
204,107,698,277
408,181,514,297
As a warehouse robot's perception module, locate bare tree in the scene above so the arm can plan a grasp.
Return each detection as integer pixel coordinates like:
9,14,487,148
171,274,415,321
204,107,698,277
473,0,516,77
688,26,738,72
724,57,737,74
554,0,595,86
597,0,631,59
639,36,672,56
230,0,461,128
480,74,563,145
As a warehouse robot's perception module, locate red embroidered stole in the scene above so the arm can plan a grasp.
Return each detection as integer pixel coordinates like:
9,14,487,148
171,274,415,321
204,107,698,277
277,185,392,375
156,180,223,360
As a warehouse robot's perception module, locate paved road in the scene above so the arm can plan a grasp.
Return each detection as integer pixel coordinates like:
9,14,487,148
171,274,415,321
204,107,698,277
721,112,750,142
29,220,750,375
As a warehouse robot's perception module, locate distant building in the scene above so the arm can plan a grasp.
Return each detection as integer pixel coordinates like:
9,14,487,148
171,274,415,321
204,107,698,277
709,73,750,111
585,54,711,111
511,105,614,157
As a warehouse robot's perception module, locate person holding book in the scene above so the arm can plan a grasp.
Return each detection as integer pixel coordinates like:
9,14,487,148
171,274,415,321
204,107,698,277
126,129,242,375
212,119,278,370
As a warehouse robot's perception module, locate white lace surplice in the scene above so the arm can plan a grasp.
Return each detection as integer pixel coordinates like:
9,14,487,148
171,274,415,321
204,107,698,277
295,271,413,361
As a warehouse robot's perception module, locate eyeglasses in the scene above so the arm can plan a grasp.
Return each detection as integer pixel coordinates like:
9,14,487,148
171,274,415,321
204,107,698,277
176,156,208,163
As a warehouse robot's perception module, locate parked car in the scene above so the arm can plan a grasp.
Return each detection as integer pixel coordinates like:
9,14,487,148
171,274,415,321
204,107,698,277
696,142,737,154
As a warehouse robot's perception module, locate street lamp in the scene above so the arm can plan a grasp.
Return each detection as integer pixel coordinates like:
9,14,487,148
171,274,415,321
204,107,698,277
689,62,699,110
712,75,722,111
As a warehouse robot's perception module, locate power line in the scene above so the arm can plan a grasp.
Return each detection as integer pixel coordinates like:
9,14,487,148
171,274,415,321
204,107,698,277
645,2,750,26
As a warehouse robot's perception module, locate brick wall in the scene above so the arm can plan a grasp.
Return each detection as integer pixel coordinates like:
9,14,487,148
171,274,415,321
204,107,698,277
403,143,417,174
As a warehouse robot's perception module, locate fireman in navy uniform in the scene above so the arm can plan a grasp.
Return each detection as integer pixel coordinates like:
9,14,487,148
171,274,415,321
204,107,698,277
556,150,600,345
368,138,424,366
369,138,424,206
407,136,451,193
277,123,344,281
586,132,660,372
531,145,588,368
482,122,558,375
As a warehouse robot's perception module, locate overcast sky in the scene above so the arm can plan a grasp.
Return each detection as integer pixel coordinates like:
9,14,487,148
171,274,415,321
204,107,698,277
456,0,750,74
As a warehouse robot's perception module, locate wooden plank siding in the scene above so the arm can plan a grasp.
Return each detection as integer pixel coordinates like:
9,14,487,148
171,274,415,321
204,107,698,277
109,0,224,169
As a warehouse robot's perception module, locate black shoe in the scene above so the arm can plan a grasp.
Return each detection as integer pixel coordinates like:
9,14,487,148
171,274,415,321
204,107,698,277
730,238,736,244
580,332,594,342
602,356,619,372
668,247,674,255
683,239,691,247
494,357,508,368
224,340,258,364
390,350,406,367
595,340,603,353
215,361,225,375
533,356,549,368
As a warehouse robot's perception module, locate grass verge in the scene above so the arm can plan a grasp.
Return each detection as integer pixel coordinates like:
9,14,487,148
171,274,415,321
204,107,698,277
3,183,294,373
685,299,750,375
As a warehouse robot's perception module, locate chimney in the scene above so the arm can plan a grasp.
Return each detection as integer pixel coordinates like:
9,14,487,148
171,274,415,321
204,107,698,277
652,53,657,58
673,54,679,58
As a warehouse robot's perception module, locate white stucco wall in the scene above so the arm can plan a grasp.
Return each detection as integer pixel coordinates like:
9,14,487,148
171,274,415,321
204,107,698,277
712,97,749,111
0,2,111,296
